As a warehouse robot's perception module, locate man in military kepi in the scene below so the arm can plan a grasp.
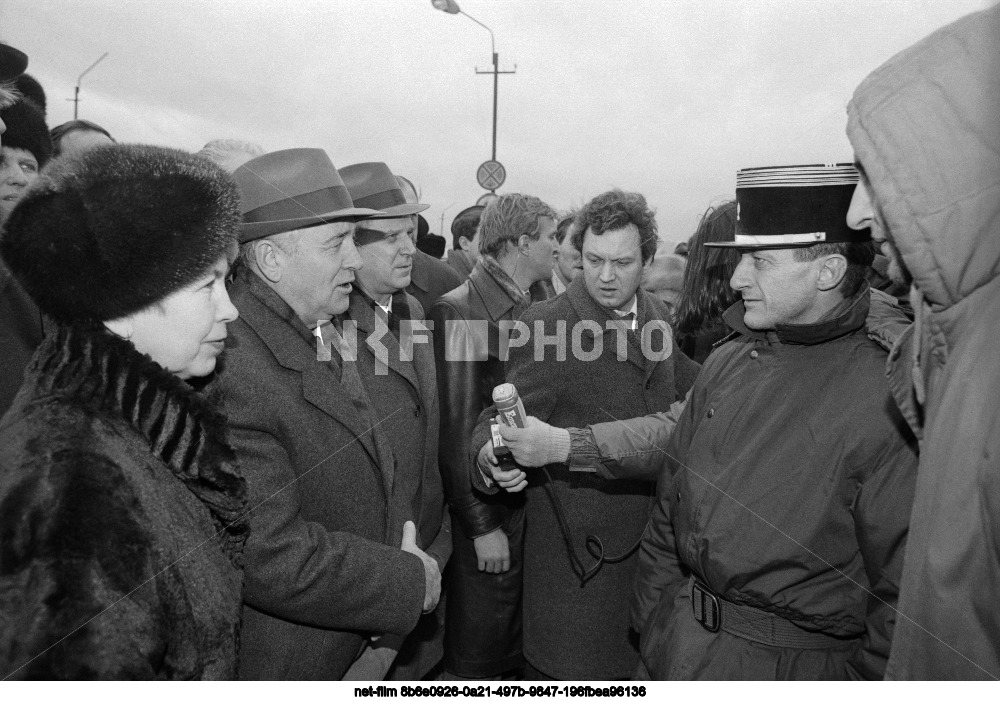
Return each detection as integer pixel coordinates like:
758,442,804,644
628,163,919,679
489,164,919,680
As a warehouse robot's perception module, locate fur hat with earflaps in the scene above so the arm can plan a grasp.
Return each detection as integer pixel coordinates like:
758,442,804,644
0,143,241,322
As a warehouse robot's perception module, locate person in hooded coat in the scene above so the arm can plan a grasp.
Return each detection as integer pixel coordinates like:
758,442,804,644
845,5,1000,681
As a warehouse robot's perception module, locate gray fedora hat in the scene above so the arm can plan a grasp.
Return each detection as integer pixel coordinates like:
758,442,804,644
233,148,380,242
339,162,429,219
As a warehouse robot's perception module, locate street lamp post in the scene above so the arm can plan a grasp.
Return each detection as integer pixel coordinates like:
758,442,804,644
72,52,109,119
440,201,458,238
432,1,515,190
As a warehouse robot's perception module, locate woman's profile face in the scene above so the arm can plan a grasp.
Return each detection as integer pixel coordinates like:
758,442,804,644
123,254,238,379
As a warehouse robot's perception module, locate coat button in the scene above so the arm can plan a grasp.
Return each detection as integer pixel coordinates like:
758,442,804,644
676,491,682,502
750,350,759,359
414,406,421,417
645,379,652,389
706,408,715,418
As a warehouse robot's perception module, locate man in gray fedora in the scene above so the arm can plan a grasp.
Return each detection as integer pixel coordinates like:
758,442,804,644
394,174,463,312
217,148,441,680
338,161,451,680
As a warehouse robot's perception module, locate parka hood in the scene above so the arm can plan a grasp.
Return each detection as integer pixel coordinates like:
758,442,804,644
846,6,1000,311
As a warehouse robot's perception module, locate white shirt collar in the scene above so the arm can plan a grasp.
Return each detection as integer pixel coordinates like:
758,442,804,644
613,296,638,329
552,273,567,295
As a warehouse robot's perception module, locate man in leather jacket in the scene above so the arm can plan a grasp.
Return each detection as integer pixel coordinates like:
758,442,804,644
428,193,558,680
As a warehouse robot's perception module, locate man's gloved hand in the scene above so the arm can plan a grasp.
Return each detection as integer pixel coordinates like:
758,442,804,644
474,528,510,574
401,520,441,612
496,416,571,467
476,439,527,492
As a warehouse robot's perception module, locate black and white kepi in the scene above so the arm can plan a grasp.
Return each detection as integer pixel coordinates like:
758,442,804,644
706,163,871,249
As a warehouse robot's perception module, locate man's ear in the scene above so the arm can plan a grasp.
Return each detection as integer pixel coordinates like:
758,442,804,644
817,254,848,292
517,234,531,254
255,240,283,283
459,235,474,252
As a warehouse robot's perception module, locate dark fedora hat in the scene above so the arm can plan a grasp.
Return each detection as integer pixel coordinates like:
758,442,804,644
0,42,28,82
706,163,870,249
339,162,429,219
233,148,380,242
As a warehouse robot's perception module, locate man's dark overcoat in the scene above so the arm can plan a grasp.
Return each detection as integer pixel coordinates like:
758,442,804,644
219,267,426,680
472,276,700,679
346,287,451,680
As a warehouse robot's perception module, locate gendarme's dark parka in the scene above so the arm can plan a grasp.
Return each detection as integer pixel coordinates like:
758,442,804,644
629,290,918,679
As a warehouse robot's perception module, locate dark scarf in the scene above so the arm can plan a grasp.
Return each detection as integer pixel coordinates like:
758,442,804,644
30,320,249,566
479,254,533,319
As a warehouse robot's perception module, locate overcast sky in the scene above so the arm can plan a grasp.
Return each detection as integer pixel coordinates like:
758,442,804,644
2,0,989,249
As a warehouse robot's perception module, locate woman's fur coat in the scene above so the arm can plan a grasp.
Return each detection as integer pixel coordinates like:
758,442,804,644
0,322,247,679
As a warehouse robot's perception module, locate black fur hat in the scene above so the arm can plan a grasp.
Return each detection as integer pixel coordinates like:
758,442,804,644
0,144,240,322
13,73,46,115
0,98,51,167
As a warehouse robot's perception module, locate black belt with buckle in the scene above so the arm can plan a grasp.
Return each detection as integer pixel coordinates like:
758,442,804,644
691,578,721,632
689,577,858,650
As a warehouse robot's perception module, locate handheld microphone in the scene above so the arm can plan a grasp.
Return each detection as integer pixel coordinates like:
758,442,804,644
491,384,638,586
491,383,525,463
492,383,526,428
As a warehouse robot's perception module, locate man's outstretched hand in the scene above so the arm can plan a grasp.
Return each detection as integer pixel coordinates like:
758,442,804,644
496,416,571,467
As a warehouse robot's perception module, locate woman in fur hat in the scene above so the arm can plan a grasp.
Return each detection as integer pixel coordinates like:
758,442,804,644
0,144,248,679
0,97,52,416
0,97,51,226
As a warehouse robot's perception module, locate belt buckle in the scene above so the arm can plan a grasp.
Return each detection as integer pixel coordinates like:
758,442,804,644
691,579,722,633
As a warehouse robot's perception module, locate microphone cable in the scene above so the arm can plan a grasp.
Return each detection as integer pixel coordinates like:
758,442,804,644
540,466,644,588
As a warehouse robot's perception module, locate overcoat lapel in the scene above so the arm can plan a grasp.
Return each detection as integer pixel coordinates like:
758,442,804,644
347,291,421,394
403,297,438,412
229,271,385,483
635,290,672,384
565,277,649,373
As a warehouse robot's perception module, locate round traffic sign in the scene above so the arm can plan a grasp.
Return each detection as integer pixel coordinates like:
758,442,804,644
476,192,498,207
476,160,506,191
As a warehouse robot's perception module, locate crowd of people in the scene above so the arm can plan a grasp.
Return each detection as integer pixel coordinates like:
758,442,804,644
0,4,996,682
